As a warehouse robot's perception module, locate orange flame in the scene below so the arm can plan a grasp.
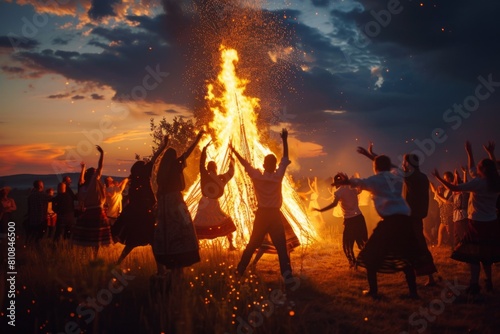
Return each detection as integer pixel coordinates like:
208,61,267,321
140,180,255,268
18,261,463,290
185,46,316,246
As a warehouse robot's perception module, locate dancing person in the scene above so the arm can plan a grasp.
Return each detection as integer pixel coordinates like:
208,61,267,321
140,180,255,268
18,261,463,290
26,180,53,246
430,173,454,248
193,141,237,250
433,143,500,294
358,145,438,286
314,173,368,268
334,155,419,299
104,176,129,226
152,131,204,277
250,216,301,269
451,169,469,248
230,128,294,281
72,145,112,258
112,136,168,264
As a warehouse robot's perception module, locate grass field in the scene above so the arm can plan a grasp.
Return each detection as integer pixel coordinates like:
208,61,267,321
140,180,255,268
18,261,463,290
2,226,500,334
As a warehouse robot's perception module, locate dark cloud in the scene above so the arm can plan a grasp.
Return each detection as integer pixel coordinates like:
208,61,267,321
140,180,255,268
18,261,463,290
0,35,39,50
165,109,179,114
47,93,69,99
71,95,85,100
144,111,159,116
90,93,105,100
88,0,122,21
52,37,71,46
1,65,24,74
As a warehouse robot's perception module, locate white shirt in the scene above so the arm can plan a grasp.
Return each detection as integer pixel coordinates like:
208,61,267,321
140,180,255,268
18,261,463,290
456,177,499,222
350,170,410,218
242,157,291,209
334,186,362,218
106,185,123,218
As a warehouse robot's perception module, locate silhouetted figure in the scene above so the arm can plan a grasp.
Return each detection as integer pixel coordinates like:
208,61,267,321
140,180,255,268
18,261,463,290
72,145,112,258
152,131,204,277
334,155,419,299
230,128,293,281
315,174,368,268
112,136,168,264
53,178,76,241
26,180,52,246
0,186,16,236
193,142,237,250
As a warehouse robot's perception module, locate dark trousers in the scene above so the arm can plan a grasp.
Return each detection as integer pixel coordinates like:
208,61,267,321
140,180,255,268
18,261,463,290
343,214,368,265
237,208,292,278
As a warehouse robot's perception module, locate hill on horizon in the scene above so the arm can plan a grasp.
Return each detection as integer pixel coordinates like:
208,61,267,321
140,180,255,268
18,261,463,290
0,173,126,191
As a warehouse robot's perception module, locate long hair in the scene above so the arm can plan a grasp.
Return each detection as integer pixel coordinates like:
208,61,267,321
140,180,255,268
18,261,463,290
478,159,500,192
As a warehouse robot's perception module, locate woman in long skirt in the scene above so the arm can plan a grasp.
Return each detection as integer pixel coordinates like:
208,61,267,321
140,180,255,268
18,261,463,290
152,131,204,275
72,145,112,258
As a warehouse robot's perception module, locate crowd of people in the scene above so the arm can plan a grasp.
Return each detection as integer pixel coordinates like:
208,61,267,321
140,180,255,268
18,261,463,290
2,132,499,300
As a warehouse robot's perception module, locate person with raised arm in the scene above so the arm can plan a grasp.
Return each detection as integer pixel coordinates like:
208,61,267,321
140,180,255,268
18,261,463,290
193,141,237,250
152,131,204,278
357,144,438,286
334,154,419,299
433,141,500,294
230,128,293,282
113,136,169,264
72,145,112,258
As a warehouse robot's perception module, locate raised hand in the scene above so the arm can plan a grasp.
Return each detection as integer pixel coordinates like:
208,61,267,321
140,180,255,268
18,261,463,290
368,142,375,156
465,141,472,155
483,140,495,156
280,128,288,140
356,146,370,157
431,168,440,178
96,145,103,154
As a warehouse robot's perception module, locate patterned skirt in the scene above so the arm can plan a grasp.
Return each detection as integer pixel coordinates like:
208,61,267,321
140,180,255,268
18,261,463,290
193,197,236,239
153,192,200,269
72,207,112,247
451,219,500,264
356,214,418,273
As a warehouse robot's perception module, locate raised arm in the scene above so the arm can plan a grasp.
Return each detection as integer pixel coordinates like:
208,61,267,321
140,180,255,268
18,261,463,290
357,142,376,161
78,161,86,186
483,140,500,169
150,135,169,165
95,145,104,179
183,130,205,159
229,142,248,166
200,142,210,172
432,169,460,192
281,128,288,160
118,177,129,192
465,141,475,172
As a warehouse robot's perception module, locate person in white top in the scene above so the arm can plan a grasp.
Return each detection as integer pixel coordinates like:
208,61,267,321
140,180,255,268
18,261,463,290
230,128,293,281
314,174,368,268
433,141,500,294
334,155,419,299
104,176,129,226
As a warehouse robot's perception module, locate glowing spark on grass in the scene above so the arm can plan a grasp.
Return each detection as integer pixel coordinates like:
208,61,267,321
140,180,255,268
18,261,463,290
184,46,316,246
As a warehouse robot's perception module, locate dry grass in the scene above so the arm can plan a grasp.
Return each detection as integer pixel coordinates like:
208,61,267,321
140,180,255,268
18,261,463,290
2,231,500,334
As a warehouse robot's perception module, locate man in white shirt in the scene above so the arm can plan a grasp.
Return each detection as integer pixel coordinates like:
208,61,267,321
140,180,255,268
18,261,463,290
334,155,418,299
230,128,292,281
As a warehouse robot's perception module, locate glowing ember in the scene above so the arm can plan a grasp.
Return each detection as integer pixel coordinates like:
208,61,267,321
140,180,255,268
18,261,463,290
184,46,317,247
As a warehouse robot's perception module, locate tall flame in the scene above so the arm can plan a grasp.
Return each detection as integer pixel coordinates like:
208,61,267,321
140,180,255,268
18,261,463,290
185,47,316,246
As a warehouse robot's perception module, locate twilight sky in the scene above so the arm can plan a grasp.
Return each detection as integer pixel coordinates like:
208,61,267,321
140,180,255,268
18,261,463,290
1,0,499,179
